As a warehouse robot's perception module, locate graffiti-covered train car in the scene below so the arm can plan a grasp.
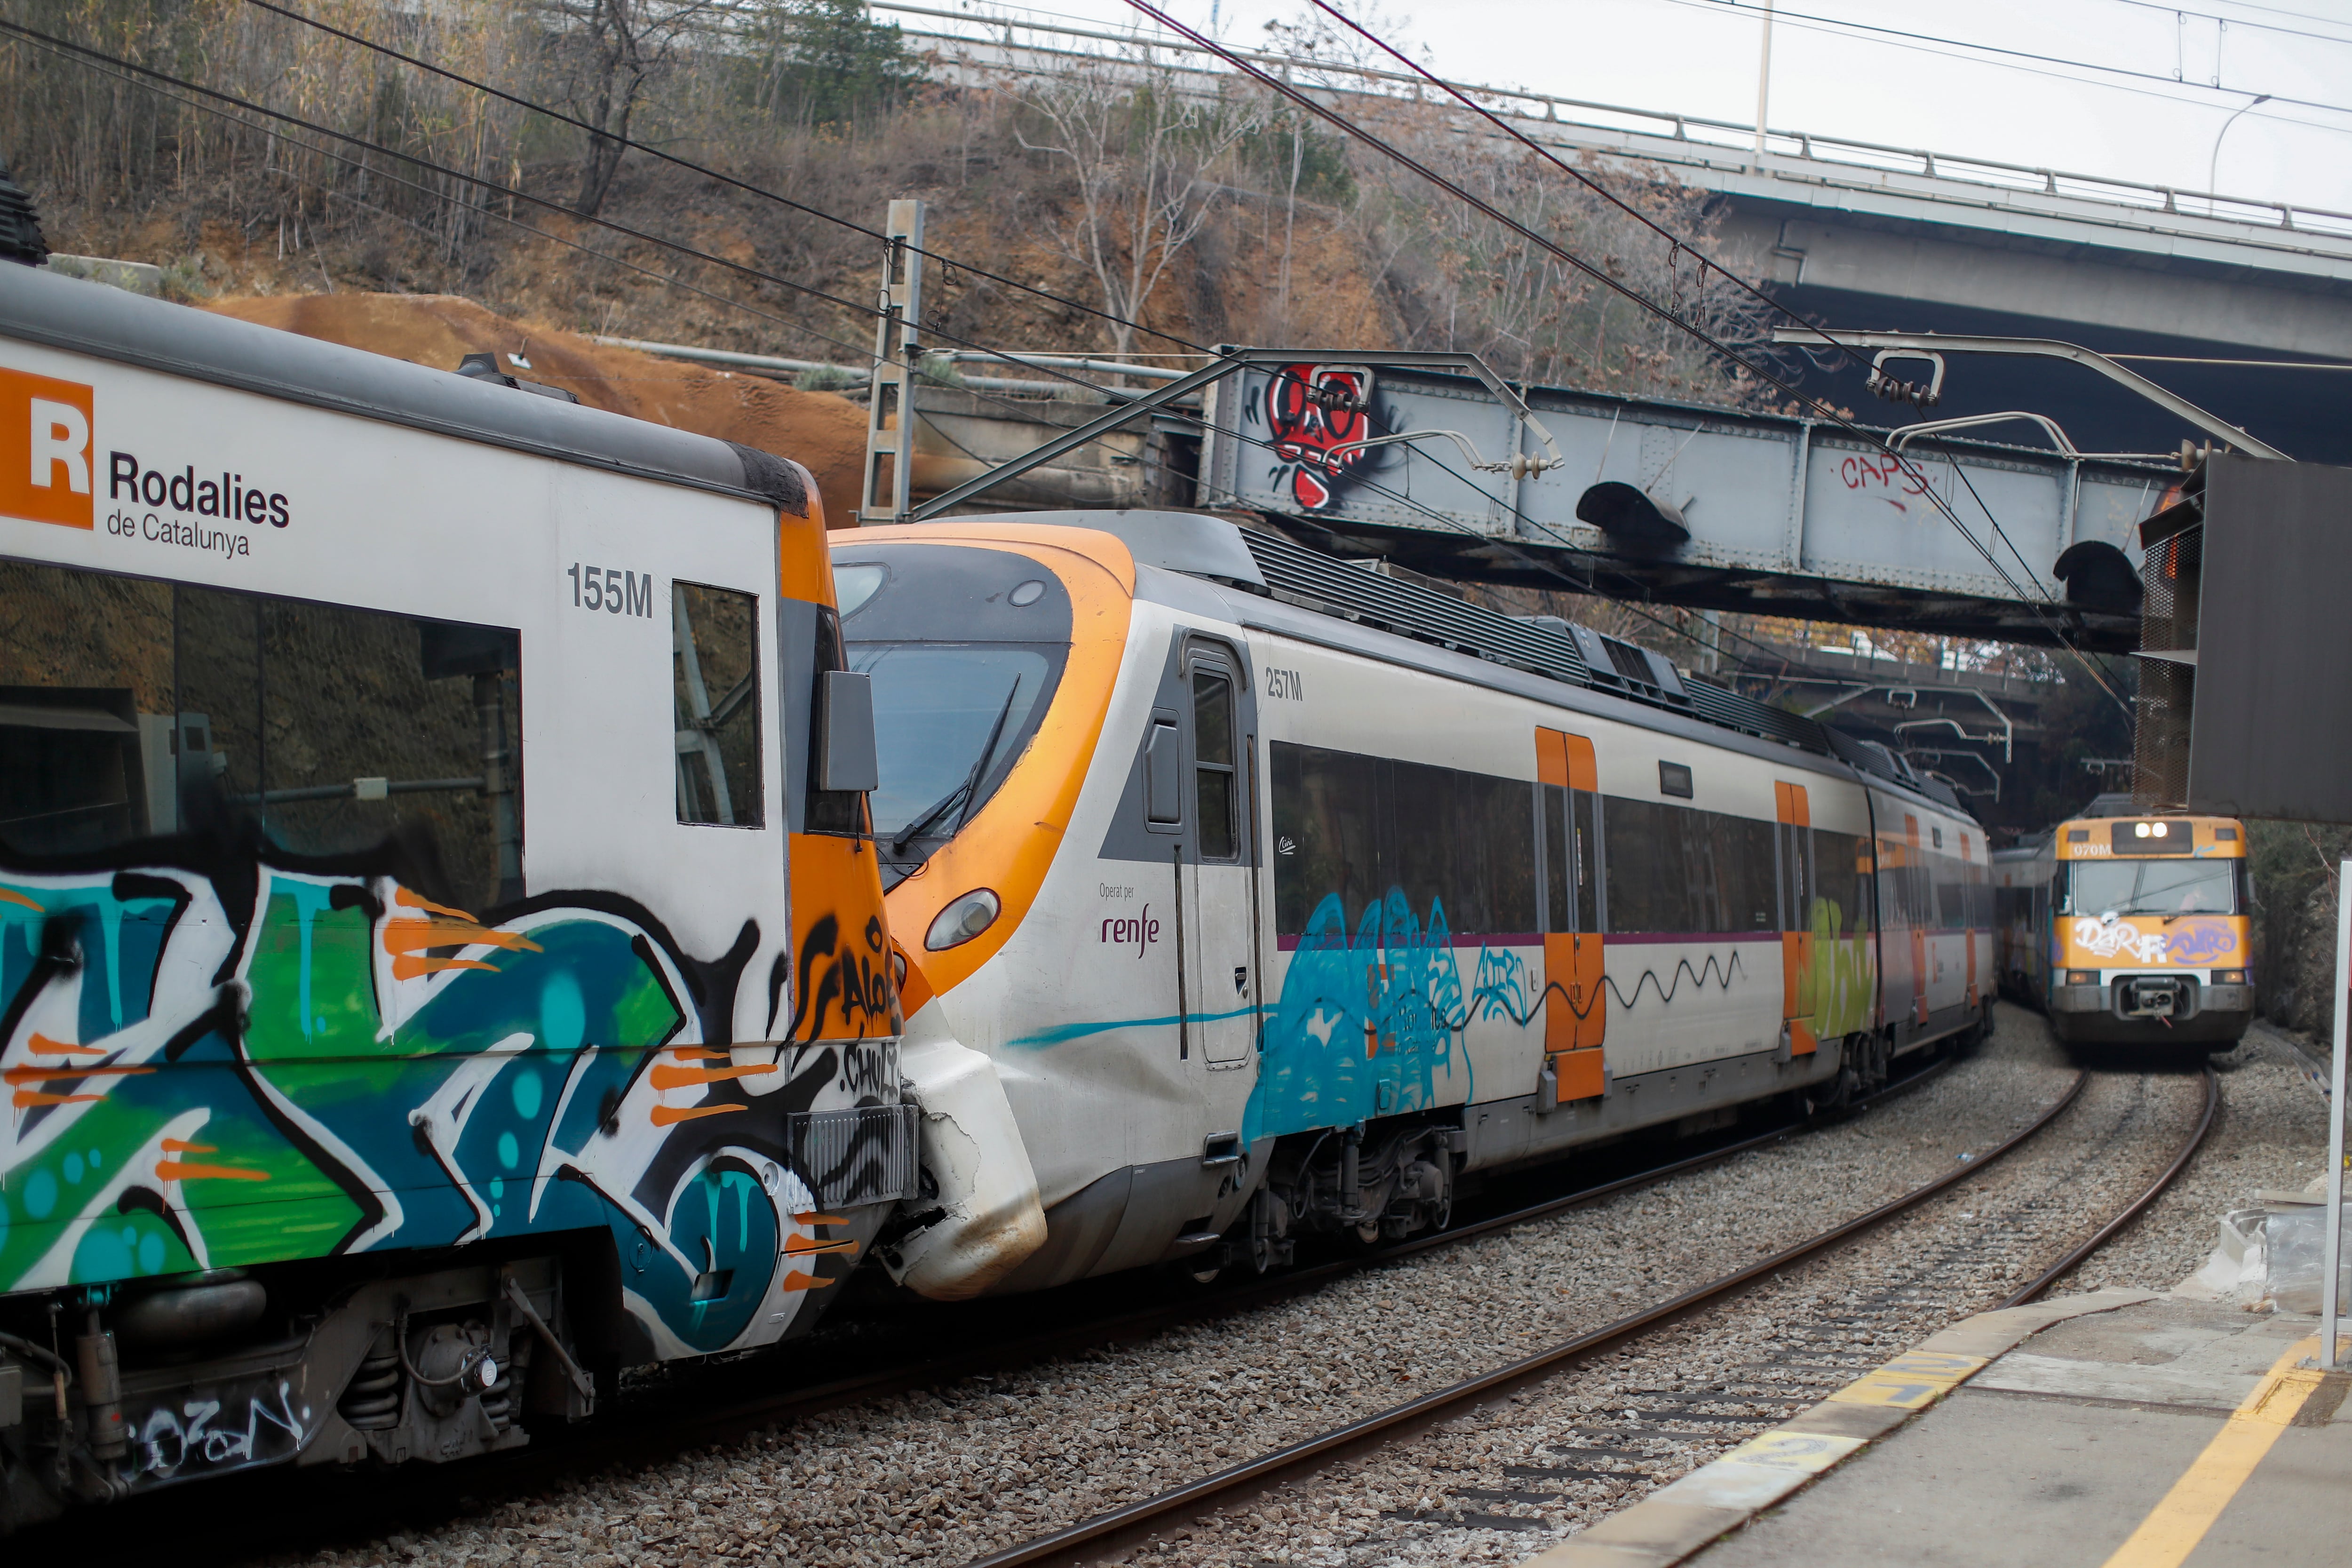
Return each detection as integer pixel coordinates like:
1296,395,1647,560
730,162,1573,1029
835,512,1992,1301
1992,799,2252,1047
0,266,901,1526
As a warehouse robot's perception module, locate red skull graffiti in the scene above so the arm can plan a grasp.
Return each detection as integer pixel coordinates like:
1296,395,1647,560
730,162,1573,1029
1265,363,1376,510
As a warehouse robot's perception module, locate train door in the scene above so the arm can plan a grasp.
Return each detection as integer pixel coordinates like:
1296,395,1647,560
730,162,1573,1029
2032,855,2055,1007
1961,831,1980,1012
1903,813,1929,1028
1181,640,1256,1067
1775,781,1819,1055
1537,727,1605,1103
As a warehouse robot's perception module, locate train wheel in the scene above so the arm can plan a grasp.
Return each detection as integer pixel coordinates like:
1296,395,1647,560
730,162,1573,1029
1245,1188,1292,1275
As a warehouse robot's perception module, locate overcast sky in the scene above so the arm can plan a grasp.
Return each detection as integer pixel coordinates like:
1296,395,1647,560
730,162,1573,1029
886,0,2352,215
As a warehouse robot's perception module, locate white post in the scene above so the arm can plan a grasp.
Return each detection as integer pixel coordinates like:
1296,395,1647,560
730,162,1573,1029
2323,859,2349,1368
1752,0,1775,167
858,199,927,525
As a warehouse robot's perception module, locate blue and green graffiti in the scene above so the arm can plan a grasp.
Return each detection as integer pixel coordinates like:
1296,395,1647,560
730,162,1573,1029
0,863,851,1356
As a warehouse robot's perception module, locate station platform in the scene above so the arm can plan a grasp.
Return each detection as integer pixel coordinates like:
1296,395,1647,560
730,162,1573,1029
1523,1290,2351,1568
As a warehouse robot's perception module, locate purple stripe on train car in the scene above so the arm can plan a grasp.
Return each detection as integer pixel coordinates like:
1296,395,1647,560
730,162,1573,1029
1606,931,1786,945
1271,930,1784,951
1272,932,1544,953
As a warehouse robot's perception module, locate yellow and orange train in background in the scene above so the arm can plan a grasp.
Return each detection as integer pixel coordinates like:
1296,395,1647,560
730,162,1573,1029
1993,800,2253,1047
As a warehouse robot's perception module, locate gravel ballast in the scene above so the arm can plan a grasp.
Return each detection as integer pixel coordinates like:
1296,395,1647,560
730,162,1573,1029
267,1003,2283,1568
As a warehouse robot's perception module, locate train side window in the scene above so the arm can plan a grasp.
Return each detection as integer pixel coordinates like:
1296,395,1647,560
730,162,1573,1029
1541,784,1570,934
0,559,524,910
1571,789,1600,933
1191,666,1237,860
0,560,175,856
674,583,763,828
257,599,523,906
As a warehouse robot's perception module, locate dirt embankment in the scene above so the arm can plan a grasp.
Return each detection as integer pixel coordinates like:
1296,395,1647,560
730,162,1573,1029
206,293,869,516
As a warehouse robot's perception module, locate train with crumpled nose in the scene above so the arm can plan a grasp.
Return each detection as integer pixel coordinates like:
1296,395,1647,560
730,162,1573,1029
839,511,1995,1300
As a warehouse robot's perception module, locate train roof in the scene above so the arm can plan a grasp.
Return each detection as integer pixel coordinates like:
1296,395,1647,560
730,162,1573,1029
0,264,805,512
939,509,1974,818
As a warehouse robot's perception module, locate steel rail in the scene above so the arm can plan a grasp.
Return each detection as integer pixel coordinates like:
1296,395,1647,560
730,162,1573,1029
959,1065,2094,1568
650,1048,1964,1448
32,1043,1972,1566
2002,1065,2220,1308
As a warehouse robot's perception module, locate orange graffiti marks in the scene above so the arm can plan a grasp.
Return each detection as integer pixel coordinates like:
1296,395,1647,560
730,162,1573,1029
390,956,500,979
394,887,480,922
4,1064,152,1085
779,1271,836,1291
793,1213,847,1226
382,902,543,981
647,1061,777,1090
783,1235,859,1258
161,1138,218,1154
28,1035,104,1056
669,1046,735,1063
0,887,40,912
154,1159,270,1183
381,917,542,956
647,1103,744,1127
13,1090,101,1108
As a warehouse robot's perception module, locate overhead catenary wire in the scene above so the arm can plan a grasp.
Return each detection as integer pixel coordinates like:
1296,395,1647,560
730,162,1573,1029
0,15,1636,619
1677,0,2352,117
17,11,2090,716
892,0,2346,150
1306,0,2158,625
1274,2,2129,700
47,5,1815,668
2101,0,2352,46
249,0,2117,641
1122,0,2133,714
239,0,1209,360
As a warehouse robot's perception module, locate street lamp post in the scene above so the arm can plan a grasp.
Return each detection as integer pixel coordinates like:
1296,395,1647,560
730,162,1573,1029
2207,94,2271,216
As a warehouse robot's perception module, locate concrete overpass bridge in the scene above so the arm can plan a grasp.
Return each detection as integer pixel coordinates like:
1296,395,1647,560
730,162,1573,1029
884,3,2352,463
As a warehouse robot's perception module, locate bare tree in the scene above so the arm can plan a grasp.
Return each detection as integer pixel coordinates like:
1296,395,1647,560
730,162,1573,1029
552,0,714,218
1011,55,1263,361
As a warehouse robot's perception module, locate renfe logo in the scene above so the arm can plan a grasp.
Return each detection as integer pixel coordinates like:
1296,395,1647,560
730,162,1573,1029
0,365,96,530
1100,907,1161,957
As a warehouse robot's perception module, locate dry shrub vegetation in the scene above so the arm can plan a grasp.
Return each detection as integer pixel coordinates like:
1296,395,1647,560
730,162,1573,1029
0,0,1781,402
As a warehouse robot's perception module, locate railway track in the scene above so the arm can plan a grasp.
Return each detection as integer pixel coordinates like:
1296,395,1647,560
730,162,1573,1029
45,1043,1971,1568
630,1042,1971,1449
963,1064,2217,1568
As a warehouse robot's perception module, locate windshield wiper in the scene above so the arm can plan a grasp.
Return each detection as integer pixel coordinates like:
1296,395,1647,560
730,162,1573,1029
951,679,1023,836
886,678,1022,860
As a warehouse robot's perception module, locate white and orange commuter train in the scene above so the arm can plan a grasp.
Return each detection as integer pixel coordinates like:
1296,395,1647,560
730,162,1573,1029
843,513,1996,1299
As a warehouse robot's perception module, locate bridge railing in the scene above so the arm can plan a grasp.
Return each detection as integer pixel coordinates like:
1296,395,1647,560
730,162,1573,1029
862,1,2352,244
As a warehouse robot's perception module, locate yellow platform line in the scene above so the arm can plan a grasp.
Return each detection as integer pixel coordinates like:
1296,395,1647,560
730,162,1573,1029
2097,1335,2338,1568
1517,1289,2156,1568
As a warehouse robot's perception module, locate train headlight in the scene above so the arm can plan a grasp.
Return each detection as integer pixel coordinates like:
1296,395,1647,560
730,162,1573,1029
926,889,1001,951
2215,969,2246,984
2066,970,2097,986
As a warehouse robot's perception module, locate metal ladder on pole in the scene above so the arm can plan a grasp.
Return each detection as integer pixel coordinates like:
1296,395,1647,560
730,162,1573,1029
857,198,926,525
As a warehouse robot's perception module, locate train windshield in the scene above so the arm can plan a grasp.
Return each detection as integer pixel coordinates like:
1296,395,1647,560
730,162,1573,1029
833,546,1073,886
2071,857,2236,917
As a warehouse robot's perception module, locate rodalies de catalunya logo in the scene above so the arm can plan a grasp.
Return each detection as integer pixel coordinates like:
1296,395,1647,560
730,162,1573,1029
3,365,293,548
1,364,95,529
